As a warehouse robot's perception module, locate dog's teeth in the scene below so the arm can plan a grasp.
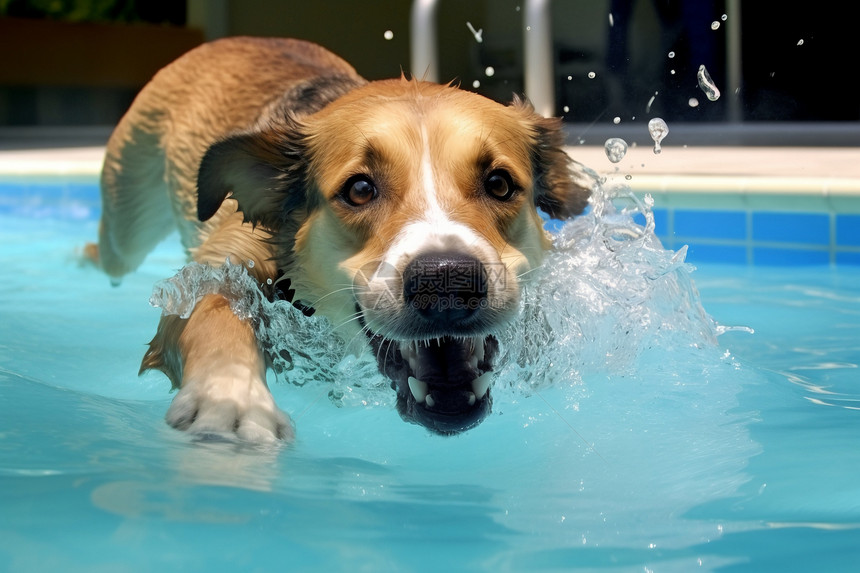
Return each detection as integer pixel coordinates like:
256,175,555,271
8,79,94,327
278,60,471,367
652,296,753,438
473,336,485,362
400,344,418,372
468,392,476,406
408,376,428,403
468,336,485,369
471,371,492,400
425,394,436,408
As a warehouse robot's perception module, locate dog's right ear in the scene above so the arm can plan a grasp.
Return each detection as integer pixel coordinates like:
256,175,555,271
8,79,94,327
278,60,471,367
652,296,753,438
197,122,308,230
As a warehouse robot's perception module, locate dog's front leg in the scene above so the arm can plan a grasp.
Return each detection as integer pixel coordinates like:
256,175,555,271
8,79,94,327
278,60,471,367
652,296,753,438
142,293,293,442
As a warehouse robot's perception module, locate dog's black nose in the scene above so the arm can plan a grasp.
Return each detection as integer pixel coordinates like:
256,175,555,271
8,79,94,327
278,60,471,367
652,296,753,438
402,252,488,326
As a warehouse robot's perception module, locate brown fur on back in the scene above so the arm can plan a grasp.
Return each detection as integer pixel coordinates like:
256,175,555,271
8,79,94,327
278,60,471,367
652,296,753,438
96,37,366,279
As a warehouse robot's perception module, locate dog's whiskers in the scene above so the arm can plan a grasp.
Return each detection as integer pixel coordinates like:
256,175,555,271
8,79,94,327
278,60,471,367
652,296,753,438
308,284,355,307
515,266,545,281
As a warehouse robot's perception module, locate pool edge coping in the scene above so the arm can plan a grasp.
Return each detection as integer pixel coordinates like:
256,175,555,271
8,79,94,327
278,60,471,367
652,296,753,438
2,145,859,200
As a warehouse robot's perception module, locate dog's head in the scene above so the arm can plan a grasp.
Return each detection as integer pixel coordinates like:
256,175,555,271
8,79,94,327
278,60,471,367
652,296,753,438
197,78,590,435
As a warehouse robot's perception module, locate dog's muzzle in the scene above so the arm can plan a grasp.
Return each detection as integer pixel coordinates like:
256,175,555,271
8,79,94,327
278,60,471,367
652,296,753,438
362,251,502,435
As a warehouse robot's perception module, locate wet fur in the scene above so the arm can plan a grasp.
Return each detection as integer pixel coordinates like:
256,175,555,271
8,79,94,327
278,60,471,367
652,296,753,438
91,37,590,441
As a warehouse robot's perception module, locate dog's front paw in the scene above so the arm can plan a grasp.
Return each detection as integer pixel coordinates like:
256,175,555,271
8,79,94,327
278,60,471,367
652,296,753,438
165,368,294,443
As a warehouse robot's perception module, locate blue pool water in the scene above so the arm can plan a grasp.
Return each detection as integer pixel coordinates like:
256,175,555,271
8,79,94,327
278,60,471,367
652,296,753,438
1,177,859,572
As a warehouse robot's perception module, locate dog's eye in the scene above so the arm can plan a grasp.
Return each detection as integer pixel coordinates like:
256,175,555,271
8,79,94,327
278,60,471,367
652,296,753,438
483,169,516,201
342,176,378,206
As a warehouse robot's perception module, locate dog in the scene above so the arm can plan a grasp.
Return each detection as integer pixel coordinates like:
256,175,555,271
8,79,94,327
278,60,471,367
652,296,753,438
88,36,590,441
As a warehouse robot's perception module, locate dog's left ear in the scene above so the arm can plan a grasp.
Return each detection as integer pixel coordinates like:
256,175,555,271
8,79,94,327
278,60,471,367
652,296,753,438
511,96,591,219
197,121,309,230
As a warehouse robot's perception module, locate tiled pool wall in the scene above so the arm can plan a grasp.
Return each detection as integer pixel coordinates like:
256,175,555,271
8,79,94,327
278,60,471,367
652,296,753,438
0,176,101,221
630,183,860,266
2,175,860,266
648,206,860,266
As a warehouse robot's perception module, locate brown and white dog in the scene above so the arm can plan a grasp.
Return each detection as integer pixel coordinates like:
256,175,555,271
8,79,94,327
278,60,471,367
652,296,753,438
89,37,590,441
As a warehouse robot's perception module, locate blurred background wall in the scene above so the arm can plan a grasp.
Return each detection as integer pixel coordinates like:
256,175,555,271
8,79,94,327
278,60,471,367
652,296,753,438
0,0,857,145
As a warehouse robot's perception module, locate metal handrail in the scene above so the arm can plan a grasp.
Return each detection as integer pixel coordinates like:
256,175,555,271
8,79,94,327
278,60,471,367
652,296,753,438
523,0,555,117
410,0,554,116
410,0,439,82
410,0,740,122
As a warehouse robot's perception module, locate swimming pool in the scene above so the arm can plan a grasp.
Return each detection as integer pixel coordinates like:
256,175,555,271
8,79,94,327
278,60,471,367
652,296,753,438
1,166,859,572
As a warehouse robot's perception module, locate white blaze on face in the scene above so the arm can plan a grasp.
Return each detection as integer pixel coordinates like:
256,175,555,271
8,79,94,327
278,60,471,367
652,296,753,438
382,123,497,271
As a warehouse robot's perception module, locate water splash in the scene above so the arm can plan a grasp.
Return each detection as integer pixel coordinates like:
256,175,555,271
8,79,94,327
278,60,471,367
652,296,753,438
149,258,356,387
697,65,721,101
149,170,721,405
495,177,719,392
648,117,669,154
604,138,628,163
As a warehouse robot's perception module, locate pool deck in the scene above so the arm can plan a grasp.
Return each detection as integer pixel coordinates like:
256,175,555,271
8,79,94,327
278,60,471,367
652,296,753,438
0,144,858,210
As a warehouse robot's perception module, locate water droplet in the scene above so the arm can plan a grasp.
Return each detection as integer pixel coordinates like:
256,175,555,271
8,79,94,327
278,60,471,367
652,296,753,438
604,138,628,163
648,117,669,155
466,21,483,43
711,21,720,30
608,13,614,27
688,97,699,107
563,105,570,113
797,39,804,46
668,51,675,58
721,13,727,21
587,71,596,79
525,25,531,31
613,116,621,124
472,80,481,88
247,259,255,268
485,66,495,77
383,30,394,40
670,69,676,75
697,64,721,101
567,75,573,80
645,91,658,113
625,174,632,180
266,278,273,285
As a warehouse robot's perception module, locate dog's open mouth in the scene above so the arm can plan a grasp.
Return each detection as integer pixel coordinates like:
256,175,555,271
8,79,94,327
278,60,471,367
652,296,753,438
368,334,499,435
